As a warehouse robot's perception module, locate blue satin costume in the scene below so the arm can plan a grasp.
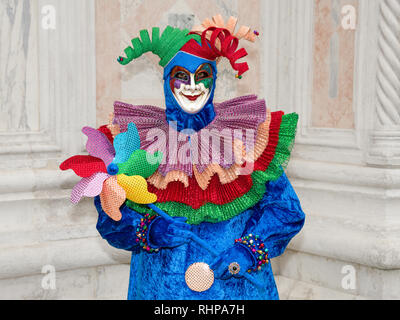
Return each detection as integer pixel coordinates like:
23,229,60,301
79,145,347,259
95,51,305,300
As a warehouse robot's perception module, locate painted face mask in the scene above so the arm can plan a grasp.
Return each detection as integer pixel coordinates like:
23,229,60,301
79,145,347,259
163,52,217,132
170,63,214,114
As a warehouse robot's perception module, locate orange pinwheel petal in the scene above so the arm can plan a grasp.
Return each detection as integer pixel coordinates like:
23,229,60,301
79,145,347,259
100,176,126,221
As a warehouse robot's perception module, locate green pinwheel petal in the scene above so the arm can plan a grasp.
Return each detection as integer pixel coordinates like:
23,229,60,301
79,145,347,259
117,149,162,178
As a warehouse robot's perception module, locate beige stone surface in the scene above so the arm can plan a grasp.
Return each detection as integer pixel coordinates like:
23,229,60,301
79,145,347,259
95,0,122,126
0,264,130,300
311,0,357,129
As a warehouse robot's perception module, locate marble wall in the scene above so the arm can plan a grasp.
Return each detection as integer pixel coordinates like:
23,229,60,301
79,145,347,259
0,0,39,132
0,0,100,300
311,0,357,129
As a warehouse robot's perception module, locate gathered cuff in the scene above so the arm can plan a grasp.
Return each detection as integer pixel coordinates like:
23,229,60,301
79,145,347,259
235,234,269,273
135,213,161,253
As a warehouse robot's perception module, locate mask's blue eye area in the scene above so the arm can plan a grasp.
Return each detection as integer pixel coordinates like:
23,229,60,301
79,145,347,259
173,71,190,82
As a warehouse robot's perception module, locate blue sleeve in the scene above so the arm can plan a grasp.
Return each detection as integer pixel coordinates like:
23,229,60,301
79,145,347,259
242,172,305,259
94,196,142,252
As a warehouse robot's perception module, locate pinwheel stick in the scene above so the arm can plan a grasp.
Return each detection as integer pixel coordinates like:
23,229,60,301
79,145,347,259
147,203,265,291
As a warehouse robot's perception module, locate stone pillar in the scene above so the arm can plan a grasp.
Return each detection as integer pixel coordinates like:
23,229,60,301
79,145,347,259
0,0,130,299
367,0,400,166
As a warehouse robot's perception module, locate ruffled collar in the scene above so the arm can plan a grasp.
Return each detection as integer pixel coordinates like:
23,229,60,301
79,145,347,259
113,95,266,178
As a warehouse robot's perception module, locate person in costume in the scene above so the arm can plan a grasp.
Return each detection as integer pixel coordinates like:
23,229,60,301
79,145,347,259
60,15,305,300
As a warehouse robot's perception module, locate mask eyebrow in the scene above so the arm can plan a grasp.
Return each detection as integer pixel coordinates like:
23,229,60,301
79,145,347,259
195,63,213,80
171,66,190,77
195,63,213,74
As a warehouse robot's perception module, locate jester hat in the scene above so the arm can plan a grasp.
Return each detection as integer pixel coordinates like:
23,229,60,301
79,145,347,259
117,15,259,132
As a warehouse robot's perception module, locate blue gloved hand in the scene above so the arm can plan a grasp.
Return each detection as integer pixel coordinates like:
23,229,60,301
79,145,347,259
210,244,256,280
148,216,192,249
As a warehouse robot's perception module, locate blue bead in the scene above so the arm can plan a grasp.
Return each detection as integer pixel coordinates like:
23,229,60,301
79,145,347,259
107,163,119,175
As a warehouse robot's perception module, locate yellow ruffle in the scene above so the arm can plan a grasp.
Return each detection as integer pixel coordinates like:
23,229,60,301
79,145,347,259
147,170,189,190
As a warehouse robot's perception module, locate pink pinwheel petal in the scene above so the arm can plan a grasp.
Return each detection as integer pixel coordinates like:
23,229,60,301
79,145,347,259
82,127,115,167
71,172,110,204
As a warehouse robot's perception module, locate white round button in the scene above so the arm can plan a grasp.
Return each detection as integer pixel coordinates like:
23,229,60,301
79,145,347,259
185,262,214,292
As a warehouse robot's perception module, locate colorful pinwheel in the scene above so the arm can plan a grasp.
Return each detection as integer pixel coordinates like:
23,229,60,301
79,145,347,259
60,123,162,221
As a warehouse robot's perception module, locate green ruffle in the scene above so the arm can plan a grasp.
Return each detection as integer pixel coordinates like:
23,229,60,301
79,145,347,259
126,113,299,224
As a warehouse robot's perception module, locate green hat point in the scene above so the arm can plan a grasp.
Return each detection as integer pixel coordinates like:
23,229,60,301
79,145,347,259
118,26,201,68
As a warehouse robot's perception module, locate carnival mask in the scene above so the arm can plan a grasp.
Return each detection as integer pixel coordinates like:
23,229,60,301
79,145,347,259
170,63,214,114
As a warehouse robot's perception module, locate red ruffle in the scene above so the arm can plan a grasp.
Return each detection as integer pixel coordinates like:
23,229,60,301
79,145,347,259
97,125,114,144
253,111,283,171
60,155,107,178
149,174,253,210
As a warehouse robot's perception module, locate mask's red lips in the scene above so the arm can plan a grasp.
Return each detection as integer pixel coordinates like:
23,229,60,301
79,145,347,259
182,94,201,101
